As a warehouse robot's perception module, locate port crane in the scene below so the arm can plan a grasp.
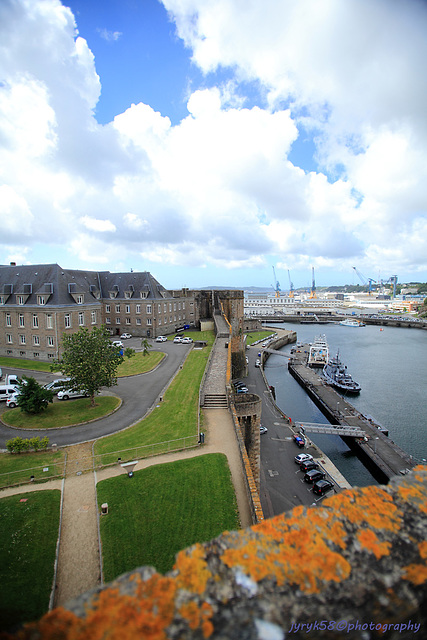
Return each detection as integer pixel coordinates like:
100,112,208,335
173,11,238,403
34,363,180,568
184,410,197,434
287,269,294,298
352,266,376,295
308,266,317,299
271,266,281,297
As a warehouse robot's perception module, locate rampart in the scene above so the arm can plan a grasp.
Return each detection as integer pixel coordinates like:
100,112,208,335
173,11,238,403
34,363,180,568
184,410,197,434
15,466,427,639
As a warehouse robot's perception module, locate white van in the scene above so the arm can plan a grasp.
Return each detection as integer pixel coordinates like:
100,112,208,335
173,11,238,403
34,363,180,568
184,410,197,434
0,385,19,401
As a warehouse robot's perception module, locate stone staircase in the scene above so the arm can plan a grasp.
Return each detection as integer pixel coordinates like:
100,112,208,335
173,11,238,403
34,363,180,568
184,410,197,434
203,393,228,409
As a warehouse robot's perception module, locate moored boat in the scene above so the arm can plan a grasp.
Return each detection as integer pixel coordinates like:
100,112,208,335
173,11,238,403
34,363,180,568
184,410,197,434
339,318,366,327
323,351,361,394
308,334,329,367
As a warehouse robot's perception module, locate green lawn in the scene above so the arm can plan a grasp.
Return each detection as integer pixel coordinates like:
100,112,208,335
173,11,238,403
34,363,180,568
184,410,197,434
0,450,65,489
0,490,61,631
117,351,165,376
2,396,121,430
0,357,53,373
98,454,240,580
245,330,276,345
94,331,214,465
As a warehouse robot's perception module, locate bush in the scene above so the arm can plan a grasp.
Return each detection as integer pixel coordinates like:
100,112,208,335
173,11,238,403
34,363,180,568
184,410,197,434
6,436,50,454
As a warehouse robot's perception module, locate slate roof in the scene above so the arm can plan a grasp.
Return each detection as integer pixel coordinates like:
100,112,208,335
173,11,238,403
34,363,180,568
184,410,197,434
0,264,169,306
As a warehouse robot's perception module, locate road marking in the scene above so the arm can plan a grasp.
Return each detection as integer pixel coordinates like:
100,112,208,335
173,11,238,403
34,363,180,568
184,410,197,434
271,437,291,442
268,470,279,477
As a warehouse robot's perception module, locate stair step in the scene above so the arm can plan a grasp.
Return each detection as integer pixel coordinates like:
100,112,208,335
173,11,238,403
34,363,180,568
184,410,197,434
203,394,228,408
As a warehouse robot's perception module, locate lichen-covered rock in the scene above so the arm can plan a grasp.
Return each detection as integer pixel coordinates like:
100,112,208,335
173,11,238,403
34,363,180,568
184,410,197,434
9,467,427,640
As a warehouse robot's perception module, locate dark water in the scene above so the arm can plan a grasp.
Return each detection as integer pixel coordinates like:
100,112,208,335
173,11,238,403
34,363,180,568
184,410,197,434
264,322,427,487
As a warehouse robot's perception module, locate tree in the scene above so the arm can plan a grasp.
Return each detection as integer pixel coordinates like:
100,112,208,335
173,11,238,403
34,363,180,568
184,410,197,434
16,376,54,414
52,326,134,407
140,338,150,357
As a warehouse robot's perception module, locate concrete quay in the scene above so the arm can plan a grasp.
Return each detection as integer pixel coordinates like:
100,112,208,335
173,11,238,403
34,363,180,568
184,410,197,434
288,347,416,483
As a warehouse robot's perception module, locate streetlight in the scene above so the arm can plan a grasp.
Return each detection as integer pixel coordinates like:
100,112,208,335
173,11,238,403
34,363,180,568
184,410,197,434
374,437,379,454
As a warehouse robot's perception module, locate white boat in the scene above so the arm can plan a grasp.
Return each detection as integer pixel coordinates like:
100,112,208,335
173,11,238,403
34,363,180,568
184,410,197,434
323,351,361,394
307,335,329,367
339,318,365,327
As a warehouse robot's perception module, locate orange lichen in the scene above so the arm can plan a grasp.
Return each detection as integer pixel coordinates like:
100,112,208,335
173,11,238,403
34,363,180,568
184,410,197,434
174,544,212,595
323,486,402,532
402,564,427,585
418,541,427,559
357,529,391,560
179,601,214,638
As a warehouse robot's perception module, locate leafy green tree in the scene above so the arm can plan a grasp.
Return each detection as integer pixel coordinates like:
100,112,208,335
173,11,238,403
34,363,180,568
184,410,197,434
140,338,150,356
16,376,54,414
52,325,134,407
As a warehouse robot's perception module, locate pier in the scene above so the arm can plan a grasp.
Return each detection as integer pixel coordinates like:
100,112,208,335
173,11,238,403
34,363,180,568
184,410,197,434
288,346,416,483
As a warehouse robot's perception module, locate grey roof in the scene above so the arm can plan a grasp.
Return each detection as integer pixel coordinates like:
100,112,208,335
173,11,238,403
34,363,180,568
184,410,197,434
0,264,169,306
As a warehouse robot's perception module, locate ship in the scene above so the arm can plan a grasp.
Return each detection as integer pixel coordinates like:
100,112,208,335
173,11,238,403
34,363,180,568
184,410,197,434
307,335,329,367
323,351,361,394
339,318,366,327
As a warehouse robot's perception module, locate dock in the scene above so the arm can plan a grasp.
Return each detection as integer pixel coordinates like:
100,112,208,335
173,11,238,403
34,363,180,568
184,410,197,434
288,346,416,483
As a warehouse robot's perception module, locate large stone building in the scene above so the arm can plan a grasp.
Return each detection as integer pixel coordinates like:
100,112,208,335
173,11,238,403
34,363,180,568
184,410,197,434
0,263,202,361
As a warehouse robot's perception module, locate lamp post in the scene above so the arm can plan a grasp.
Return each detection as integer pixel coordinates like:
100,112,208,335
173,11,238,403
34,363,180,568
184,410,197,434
374,437,379,454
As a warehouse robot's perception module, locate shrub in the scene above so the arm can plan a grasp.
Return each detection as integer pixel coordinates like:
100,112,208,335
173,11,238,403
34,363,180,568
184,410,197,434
6,436,50,454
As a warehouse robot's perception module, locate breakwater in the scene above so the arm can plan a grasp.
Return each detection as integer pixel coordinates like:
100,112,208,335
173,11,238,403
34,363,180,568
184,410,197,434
288,346,416,483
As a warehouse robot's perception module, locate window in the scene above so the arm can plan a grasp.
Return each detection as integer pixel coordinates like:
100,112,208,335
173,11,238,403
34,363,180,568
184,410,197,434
147,304,152,314
6,314,11,327
105,317,111,324
19,314,25,327
126,318,131,325
78,312,84,326
164,303,167,312
158,304,161,313
115,304,120,313
47,336,55,347
147,318,152,326
125,305,130,313
136,304,141,314
46,314,53,329
17,295,25,305
33,335,40,346
32,314,39,328
116,318,121,324
6,334,12,344
106,304,111,313
91,310,96,324
136,318,141,325
33,352,39,358
158,318,162,325
37,295,47,305
76,295,84,304
0,296,5,305
64,314,71,328
19,334,26,345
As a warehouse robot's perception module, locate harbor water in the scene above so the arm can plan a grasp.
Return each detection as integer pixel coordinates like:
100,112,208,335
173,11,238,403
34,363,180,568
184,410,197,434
264,322,427,487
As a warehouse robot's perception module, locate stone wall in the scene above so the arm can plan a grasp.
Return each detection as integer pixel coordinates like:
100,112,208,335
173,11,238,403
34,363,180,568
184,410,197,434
17,467,427,639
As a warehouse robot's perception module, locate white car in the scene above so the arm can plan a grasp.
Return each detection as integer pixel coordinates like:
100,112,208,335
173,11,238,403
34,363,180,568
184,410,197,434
181,337,193,344
120,333,132,339
173,336,183,343
112,340,124,348
156,336,167,342
294,453,314,465
57,389,89,400
6,393,20,408
43,378,71,393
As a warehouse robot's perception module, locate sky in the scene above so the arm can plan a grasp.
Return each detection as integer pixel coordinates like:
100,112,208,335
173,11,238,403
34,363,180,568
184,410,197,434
1,0,427,291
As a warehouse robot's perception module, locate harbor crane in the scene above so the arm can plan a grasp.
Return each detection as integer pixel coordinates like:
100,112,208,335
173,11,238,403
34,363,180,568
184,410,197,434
287,269,294,298
271,266,281,297
308,266,317,299
352,266,376,295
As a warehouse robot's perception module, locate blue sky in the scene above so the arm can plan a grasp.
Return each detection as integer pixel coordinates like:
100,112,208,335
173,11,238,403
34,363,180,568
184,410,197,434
1,0,427,290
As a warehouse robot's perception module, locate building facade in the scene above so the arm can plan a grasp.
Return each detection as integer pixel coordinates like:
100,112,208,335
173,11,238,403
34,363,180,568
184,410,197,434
0,264,201,361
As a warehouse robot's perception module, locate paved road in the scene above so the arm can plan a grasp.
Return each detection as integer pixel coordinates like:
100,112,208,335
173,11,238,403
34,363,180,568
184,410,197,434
0,339,192,448
243,342,332,516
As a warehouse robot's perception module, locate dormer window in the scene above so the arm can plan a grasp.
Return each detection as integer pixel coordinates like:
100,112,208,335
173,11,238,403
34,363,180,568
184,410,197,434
17,295,25,305
0,296,5,305
37,295,47,305
76,295,84,304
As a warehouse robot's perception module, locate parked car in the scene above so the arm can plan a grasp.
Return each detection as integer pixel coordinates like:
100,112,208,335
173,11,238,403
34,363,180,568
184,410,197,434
57,389,89,400
304,469,326,484
112,340,123,348
120,333,132,339
0,385,19,401
181,337,193,343
255,359,261,367
300,460,319,473
294,453,314,465
235,386,248,393
173,336,182,343
293,435,305,448
6,393,20,408
313,479,334,496
156,336,167,342
260,425,268,434
43,378,71,393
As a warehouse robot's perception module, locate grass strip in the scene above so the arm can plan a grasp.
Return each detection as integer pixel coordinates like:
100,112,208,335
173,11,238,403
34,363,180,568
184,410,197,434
2,396,120,430
94,331,214,464
98,453,240,580
0,490,61,631
0,357,53,373
0,450,65,489
117,351,164,376
245,330,276,345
